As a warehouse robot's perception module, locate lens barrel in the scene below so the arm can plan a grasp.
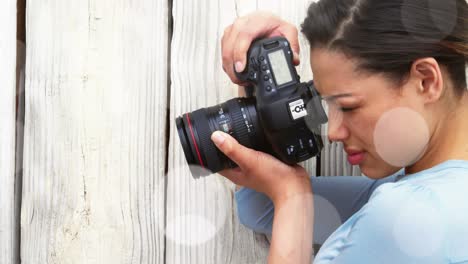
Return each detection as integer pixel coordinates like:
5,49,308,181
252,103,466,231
176,97,265,178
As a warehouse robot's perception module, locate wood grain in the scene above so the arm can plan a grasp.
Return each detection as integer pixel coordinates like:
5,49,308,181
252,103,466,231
22,0,168,263
0,0,19,263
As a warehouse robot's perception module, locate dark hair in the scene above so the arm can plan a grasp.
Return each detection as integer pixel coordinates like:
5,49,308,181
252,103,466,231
301,0,468,95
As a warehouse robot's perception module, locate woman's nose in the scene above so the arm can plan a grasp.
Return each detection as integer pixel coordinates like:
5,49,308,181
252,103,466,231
327,113,349,143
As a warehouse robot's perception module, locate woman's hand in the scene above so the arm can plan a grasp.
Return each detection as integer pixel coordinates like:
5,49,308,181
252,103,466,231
211,131,311,204
211,131,315,263
221,11,301,86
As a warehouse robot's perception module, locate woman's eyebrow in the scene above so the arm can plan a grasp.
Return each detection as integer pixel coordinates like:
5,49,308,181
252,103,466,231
321,93,354,101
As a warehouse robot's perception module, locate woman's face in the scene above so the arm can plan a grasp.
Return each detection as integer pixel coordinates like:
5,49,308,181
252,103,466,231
310,48,433,178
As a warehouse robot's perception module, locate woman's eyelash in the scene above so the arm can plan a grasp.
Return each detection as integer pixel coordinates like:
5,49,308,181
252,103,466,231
340,107,355,112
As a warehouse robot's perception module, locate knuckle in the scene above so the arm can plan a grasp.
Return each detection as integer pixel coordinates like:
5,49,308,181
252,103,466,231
222,51,231,62
254,151,267,166
222,48,233,62
233,16,248,30
231,77,241,85
231,77,240,84
223,142,235,156
238,29,254,41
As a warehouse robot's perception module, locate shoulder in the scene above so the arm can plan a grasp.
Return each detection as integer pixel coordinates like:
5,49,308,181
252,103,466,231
315,181,449,263
370,161,468,208
316,163,468,263
361,168,468,263
365,179,441,219
353,182,448,260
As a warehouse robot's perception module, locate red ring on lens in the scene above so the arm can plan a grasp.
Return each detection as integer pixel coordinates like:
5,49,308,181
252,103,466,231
186,113,205,168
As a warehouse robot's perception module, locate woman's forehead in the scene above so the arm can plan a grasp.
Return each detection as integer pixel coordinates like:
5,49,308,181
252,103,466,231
310,48,363,96
310,48,397,100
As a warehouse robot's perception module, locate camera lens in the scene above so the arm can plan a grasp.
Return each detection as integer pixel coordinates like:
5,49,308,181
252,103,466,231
176,97,266,178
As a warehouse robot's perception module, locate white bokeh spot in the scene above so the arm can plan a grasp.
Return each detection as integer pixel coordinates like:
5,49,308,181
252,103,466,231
374,107,429,167
313,194,343,245
162,164,230,246
165,213,217,246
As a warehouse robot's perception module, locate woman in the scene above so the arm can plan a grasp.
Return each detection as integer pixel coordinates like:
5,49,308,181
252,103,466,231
211,0,468,263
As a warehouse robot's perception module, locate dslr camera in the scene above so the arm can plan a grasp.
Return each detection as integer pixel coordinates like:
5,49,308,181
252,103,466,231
176,37,328,178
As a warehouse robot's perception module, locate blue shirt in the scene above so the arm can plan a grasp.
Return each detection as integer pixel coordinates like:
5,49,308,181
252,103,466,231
234,160,468,263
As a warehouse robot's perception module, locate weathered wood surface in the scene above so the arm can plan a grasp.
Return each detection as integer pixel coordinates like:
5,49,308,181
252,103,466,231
21,0,168,263
19,0,362,263
0,0,19,263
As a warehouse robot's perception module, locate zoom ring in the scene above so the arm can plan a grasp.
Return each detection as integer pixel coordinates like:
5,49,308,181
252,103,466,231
227,99,253,149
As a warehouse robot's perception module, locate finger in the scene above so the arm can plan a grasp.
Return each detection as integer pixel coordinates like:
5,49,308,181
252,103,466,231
221,25,233,47
221,25,233,70
232,29,255,74
226,15,267,82
275,23,301,65
211,131,259,173
222,25,240,84
231,13,279,71
223,17,249,83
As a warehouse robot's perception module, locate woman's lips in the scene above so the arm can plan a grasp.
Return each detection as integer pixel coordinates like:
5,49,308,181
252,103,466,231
347,152,366,165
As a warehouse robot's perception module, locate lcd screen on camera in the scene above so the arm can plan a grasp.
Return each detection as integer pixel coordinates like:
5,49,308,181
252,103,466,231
268,49,293,87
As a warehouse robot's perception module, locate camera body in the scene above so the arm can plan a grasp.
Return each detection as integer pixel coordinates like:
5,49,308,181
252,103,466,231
175,37,327,178
235,37,327,164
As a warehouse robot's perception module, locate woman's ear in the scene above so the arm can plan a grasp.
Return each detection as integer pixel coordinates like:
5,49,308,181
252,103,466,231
409,58,444,103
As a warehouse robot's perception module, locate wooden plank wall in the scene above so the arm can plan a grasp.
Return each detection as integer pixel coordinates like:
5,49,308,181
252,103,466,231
0,0,19,263
21,0,168,263
17,0,361,263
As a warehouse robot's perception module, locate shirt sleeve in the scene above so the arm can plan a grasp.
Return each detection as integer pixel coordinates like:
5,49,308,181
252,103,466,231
314,183,447,264
234,173,399,242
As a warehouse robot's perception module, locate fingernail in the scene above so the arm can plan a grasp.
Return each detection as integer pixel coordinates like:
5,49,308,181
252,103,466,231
211,131,226,146
234,61,244,73
293,52,300,62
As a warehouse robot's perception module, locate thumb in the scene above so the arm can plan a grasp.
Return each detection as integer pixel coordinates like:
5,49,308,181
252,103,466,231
211,131,258,171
